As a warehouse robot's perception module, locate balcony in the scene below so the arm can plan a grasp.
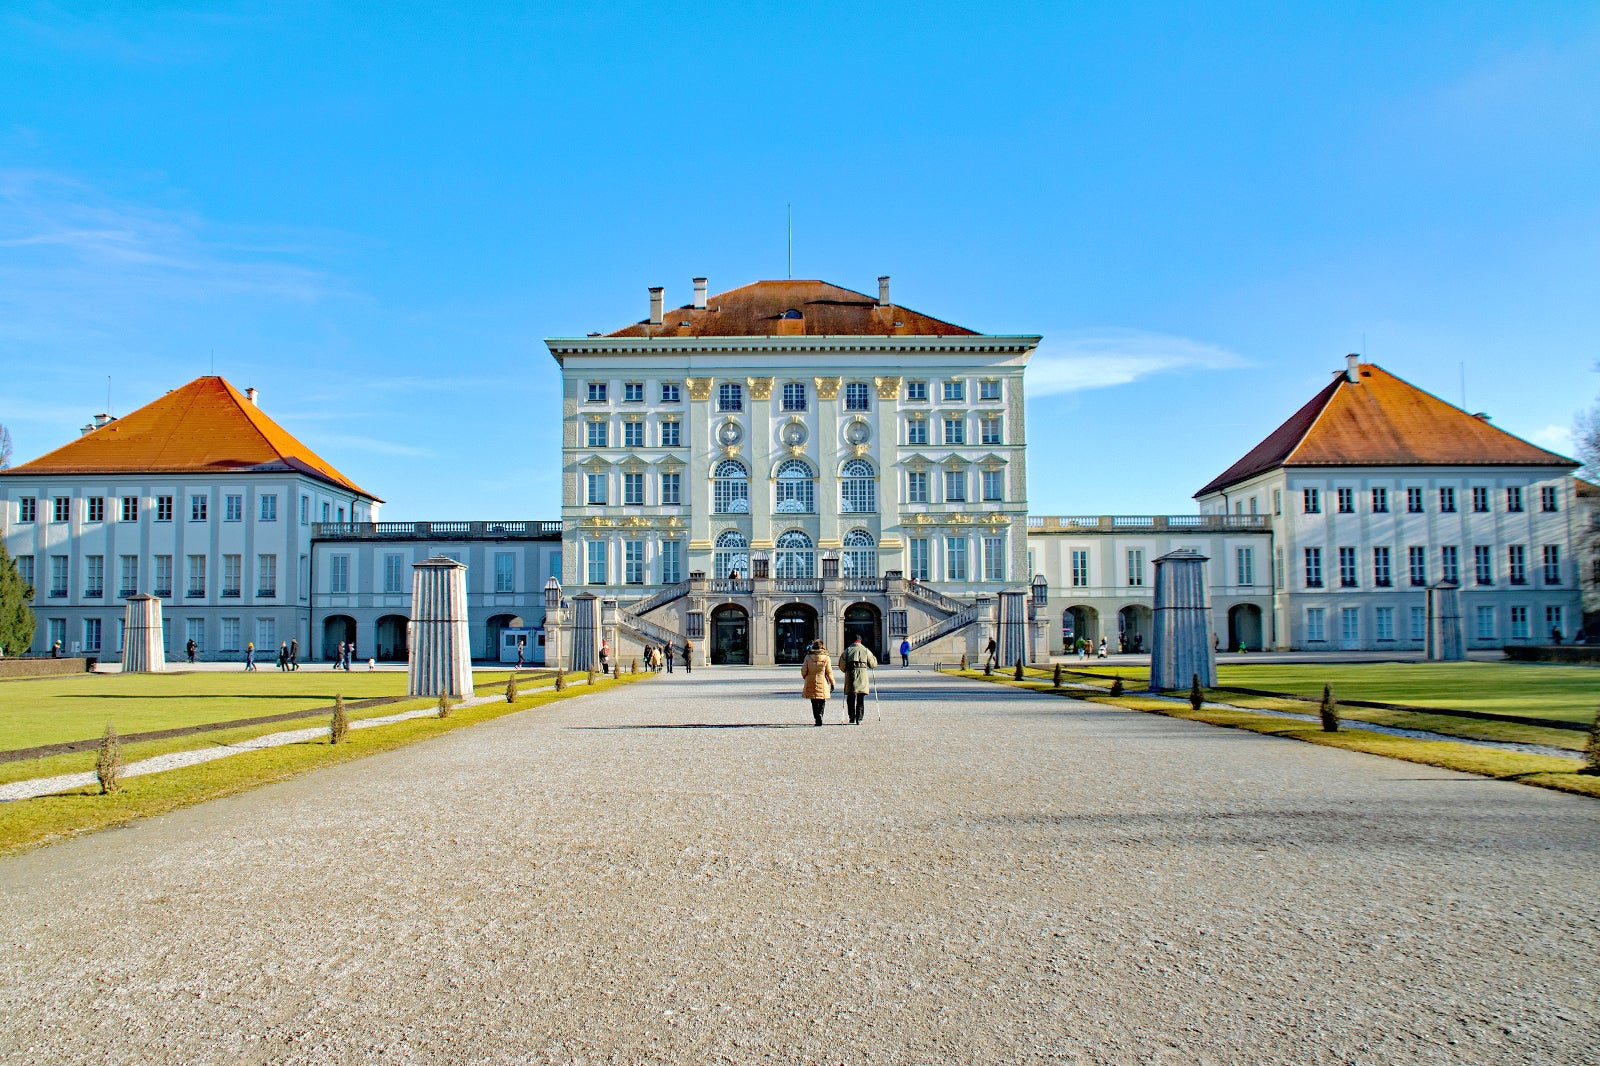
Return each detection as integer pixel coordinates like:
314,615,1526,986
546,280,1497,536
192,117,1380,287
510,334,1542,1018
1027,514,1271,533
314,520,562,540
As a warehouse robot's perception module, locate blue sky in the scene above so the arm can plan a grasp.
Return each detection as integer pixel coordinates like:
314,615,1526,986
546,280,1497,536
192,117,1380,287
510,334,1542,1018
2,2,1597,518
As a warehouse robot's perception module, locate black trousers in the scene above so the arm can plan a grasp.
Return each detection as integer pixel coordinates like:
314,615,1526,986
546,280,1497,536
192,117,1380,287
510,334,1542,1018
846,692,866,722
811,698,827,725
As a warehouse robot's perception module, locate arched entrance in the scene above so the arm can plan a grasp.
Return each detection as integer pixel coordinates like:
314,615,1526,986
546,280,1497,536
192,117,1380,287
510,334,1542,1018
376,615,409,661
1064,605,1099,650
773,602,818,665
486,614,523,664
842,603,882,658
1117,605,1152,653
322,615,355,661
710,604,750,665
1228,604,1263,651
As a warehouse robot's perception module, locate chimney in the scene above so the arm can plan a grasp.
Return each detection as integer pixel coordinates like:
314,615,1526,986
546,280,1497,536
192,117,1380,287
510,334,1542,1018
80,423,95,436
1346,354,1360,382
245,387,258,406
692,277,707,310
648,286,664,325
878,276,891,307
92,413,112,427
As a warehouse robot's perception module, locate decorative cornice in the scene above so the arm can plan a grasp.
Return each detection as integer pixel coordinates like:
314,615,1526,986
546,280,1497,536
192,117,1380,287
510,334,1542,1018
875,375,902,400
686,378,713,401
545,335,1044,360
814,376,841,400
746,376,773,400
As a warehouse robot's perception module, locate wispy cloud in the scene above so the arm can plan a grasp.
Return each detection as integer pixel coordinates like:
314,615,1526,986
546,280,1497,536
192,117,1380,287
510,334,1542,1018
1026,329,1248,397
1528,424,1574,453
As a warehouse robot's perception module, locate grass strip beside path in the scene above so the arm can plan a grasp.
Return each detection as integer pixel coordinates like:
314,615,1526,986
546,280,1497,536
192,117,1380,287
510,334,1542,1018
945,668,1600,801
0,670,648,857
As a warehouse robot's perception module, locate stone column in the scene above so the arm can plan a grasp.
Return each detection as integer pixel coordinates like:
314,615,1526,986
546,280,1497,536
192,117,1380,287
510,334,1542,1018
407,556,474,698
1150,549,1216,691
997,588,1029,668
121,594,165,673
569,593,598,672
1426,582,1464,661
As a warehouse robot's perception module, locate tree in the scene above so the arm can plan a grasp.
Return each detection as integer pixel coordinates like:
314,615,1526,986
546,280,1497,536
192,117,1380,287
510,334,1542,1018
0,542,36,657
1189,673,1205,711
97,723,123,794
1320,684,1340,732
0,423,11,469
330,694,350,744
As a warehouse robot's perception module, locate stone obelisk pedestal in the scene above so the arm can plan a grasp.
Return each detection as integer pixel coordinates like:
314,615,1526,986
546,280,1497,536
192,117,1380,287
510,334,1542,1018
1149,548,1216,691
121,594,166,673
1426,582,1464,661
408,556,474,698
997,588,1029,668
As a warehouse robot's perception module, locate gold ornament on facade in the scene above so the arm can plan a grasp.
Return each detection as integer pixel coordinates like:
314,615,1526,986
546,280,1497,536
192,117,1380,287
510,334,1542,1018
813,376,841,400
874,376,902,400
747,377,773,400
686,378,713,401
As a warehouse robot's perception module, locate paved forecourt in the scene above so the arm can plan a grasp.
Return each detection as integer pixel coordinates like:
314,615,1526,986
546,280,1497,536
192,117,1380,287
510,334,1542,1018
1,667,1596,1064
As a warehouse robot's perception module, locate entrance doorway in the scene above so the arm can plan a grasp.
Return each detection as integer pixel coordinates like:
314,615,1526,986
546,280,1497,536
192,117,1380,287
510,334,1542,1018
1117,605,1151,653
375,615,409,661
773,603,818,665
322,615,355,661
842,603,882,658
1227,604,1263,651
710,605,750,665
1064,605,1099,650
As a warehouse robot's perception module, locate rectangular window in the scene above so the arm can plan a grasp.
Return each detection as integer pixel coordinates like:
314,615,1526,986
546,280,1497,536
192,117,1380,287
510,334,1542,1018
905,380,928,402
49,555,68,597
19,497,36,522
1071,550,1089,587
942,380,965,402
782,381,807,411
586,421,608,448
906,418,929,446
1410,606,1427,641
1505,486,1523,513
1541,485,1559,512
1476,606,1495,639
659,419,681,447
979,416,1002,445
586,473,607,505
1439,486,1456,513
224,494,243,522
190,495,207,521
1441,545,1459,584
1372,546,1391,587
300,495,309,525
1474,545,1492,585
52,496,70,522
1236,547,1254,586
1306,608,1326,642
909,538,930,581
1406,487,1423,513
154,555,172,597
222,554,241,597
1303,488,1321,514
586,381,607,403
1127,549,1145,587
1375,607,1394,641
187,555,206,598
1507,545,1527,585
485,551,510,593
259,554,278,597
185,618,204,654
943,470,966,502
623,541,645,584
983,536,1005,582
1337,488,1354,513
942,417,965,446
84,555,103,597
1472,486,1489,513
259,494,277,521
622,420,644,448
979,379,1002,402
1273,489,1282,516
945,538,969,582
623,472,645,505
83,618,102,652
86,497,105,523
1342,608,1360,646
119,555,138,596
1371,487,1388,513
382,553,402,594
219,617,240,652
623,381,644,403
717,382,743,412
660,540,682,584
844,382,870,411
16,555,33,593
1339,546,1357,587
660,472,681,505
907,472,929,504
1409,546,1427,586
659,382,680,404
1510,606,1529,639
586,541,607,584
1304,547,1323,588
1543,545,1561,584
1547,605,1564,639
256,618,276,650
324,554,349,594
981,469,1004,502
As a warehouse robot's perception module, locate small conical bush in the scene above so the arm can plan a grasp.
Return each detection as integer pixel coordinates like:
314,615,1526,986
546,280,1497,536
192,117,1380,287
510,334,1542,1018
505,674,519,704
1013,658,1024,681
330,694,349,744
1189,674,1204,711
554,670,566,691
1052,663,1063,689
1582,706,1600,776
1109,676,1124,697
959,654,968,671
630,658,638,676
96,723,123,795
438,693,452,719
1320,683,1340,732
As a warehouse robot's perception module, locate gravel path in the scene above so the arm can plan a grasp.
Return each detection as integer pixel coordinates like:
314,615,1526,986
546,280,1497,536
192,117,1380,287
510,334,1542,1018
1,668,1596,1065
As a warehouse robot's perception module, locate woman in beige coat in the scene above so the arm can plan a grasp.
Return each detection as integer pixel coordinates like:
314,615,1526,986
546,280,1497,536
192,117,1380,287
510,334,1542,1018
800,640,836,727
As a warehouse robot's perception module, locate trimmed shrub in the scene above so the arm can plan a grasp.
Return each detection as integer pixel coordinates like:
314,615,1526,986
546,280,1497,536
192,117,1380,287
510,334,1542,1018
1320,684,1340,732
330,694,350,744
1013,658,1024,681
96,723,123,795
1109,676,1124,697
959,654,968,671
554,670,566,692
630,658,638,676
1189,674,1204,711
983,660,993,676
1052,663,1063,689
438,693,452,719
1582,707,1600,776
505,674,519,704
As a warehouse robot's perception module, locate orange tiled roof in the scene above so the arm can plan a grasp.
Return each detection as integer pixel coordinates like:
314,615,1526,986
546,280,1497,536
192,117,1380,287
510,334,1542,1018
605,280,978,338
7,376,380,500
1197,362,1575,497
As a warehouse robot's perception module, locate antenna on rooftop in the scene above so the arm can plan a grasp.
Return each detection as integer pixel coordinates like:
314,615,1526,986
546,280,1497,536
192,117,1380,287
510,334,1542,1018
106,376,111,417
1459,362,1466,410
787,203,793,279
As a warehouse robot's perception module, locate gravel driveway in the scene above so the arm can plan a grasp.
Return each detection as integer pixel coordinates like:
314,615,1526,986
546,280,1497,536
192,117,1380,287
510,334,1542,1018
2,668,1596,1065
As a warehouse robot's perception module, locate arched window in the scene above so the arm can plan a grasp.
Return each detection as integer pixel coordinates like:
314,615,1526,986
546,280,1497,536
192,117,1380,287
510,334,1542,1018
714,529,749,579
774,459,815,514
713,459,749,514
842,529,877,579
774,530,816,579
840,458,877,513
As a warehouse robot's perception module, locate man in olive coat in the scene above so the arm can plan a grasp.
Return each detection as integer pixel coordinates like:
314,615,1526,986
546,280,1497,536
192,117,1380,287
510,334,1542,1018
838,635,879,725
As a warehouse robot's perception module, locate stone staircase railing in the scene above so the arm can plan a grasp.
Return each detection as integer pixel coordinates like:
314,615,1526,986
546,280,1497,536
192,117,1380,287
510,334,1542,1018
627,580,691,616
617,608,687,650
908,604,982,651
904,580,970,617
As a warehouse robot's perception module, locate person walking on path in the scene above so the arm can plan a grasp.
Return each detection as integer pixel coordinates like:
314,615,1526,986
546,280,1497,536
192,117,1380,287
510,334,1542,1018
515,638,526,671
984,636,997,670
899,638,911,667
598,640,610,675
683,640,693,674
277,642,288,671
665,643,674,673
801,640,836,726
245,642,255,671
289,638,299,671
186,638,197,664
336,641,346,671
839,635,879,725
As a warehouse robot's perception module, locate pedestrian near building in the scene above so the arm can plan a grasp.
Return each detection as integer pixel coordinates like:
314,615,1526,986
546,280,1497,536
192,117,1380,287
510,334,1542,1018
801,640,836,727
186,638,197,664
665,643,674,673
984,636,997,669
515,638,526,671
245,642,255,671
899,638,910,667
289,638,299,671
277,642,288,671
838,635,879,725
336,641,346,671
683,640,693,674
598,640,610,675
